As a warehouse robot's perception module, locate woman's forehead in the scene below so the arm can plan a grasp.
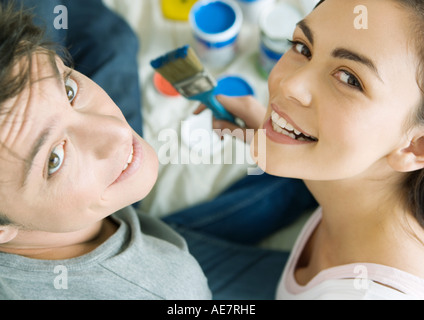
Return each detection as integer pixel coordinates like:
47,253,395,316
307,0,418,79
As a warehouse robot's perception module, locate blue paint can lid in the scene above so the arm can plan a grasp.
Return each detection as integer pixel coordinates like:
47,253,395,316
190,0,243,43
214,75,255,97
195,1,236,34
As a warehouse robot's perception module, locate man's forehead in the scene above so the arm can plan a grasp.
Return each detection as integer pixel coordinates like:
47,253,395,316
31,51,64,87
0,51,64,162
1,50,63,110
10,51,64,107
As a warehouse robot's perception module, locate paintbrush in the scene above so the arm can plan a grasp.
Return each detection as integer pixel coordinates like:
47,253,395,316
150,45,236,123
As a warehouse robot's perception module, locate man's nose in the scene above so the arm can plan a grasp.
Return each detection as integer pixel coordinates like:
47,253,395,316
69,112,132,160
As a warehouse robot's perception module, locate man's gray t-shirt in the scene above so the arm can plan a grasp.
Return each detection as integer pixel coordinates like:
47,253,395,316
0,206,211,300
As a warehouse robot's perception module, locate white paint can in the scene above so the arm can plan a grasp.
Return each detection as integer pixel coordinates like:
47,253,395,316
258,2,302,77
189,0,243,69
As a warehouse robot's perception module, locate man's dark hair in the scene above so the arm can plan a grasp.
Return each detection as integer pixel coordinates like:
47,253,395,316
0,2,68,226
0,1,62,107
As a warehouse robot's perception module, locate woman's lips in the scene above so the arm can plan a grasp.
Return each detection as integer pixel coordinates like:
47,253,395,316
264,105,318,145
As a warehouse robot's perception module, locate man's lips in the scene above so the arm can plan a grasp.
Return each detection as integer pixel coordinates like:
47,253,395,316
110,135,143,186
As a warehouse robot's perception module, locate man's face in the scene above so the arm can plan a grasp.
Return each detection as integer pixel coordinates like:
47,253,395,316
0,52,158,233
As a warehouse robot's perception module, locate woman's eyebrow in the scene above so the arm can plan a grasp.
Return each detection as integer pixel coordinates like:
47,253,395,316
297,19,383,83
332,48,384,83
297,19,314,45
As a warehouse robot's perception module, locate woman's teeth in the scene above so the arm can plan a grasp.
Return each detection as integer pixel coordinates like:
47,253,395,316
123,146,134,171
271,111,317,142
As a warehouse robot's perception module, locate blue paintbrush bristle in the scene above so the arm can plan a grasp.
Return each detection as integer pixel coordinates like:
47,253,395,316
150,45,204,84
150,45,190,69
149,45,236,123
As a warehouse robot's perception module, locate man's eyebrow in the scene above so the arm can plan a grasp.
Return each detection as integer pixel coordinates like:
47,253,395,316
332,48,384,82
297,19,314,45
22,127,52,187
37,53,64,85
20,54,68,188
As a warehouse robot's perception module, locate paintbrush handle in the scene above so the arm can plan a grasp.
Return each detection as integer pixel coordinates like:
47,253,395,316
192,91,236,123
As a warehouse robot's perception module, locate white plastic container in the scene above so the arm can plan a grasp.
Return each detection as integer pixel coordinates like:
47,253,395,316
300,0,321,15
189,0,243,69
258,2,302,76
235,0,275,24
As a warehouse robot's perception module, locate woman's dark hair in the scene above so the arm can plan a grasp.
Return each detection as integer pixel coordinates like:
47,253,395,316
376,0,424,229
315,0,326,9
397,0,424,229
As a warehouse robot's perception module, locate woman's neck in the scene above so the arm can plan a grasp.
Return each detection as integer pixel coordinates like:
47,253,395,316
298,171,424,283
306,176,399,240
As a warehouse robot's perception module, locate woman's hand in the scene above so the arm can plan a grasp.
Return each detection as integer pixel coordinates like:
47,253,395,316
193,95,267,143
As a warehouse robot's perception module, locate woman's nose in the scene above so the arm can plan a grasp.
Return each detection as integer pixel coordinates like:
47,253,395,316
278,64,314,108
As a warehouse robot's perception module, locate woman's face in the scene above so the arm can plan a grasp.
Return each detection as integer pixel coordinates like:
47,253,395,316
255,0,423,181
0,52,158,233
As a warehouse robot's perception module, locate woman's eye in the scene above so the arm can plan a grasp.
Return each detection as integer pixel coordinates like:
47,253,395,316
289,40,312,59
48,142,65,176
334,70,363,91
65,77,78,103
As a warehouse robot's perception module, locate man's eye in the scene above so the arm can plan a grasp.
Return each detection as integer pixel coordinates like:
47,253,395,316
48,142,65,176
65,77,78,103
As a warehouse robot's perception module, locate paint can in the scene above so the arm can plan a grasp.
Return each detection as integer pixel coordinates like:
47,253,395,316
161,0,198,21
258,2,302,77
214,74,255,97
299,0,321,15
189,0,243,69
235,0,275,24
153,72,180,97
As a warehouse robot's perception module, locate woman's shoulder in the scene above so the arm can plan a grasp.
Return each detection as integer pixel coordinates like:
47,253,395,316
277,208,424,299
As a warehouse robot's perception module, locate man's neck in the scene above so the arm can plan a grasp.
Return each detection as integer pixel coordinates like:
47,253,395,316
0,218,117,260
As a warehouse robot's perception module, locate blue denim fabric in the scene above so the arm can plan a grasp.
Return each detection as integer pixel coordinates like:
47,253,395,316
172,224,290,300
165,174,317,299
11,0,143,137
164,175,317,245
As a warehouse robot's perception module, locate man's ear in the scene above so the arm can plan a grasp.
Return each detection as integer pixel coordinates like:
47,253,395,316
0,226,18,244
387,134,424,172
